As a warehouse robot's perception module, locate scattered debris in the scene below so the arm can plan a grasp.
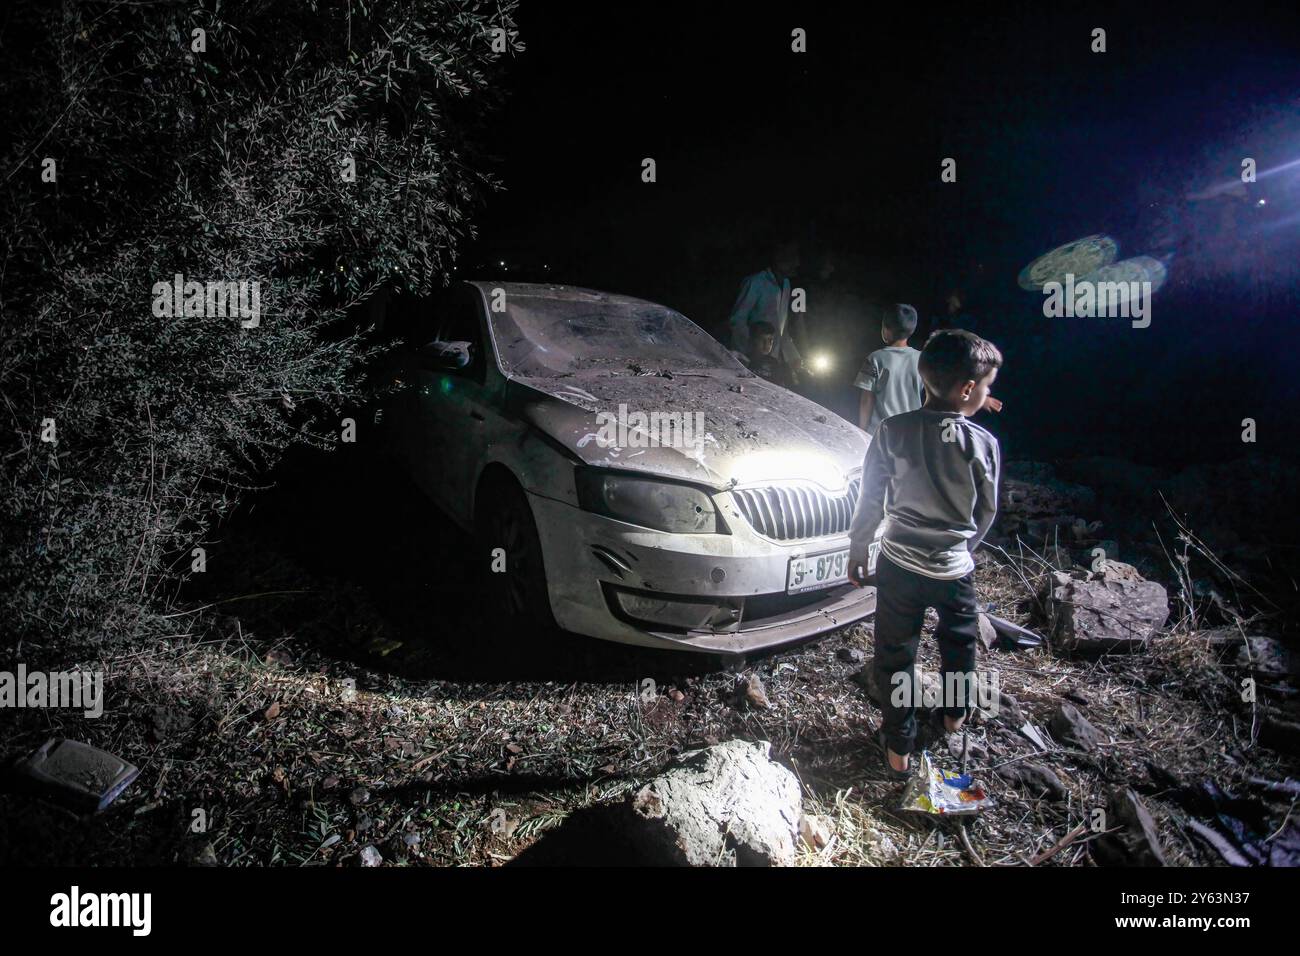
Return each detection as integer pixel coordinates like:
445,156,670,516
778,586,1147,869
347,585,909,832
1268,820,1300,868
798,813,832,849
489,808,518,838
1167,778,1272,866
191,843,219,866
995,690,1025,726
1259,711,1300,757
365,638,403,657
1184,818,1252,867
9,460,1293,869
1027,822,1088,866
852,665,880,704
1049,702,1105,751
997,461,1099,537
899,750,991,815
11,738,139,814
743,673,771,710
148,704,192,743
1018,722,1053,752
1245,776,1300,798
1237,636,1296,680
1092,788,1167,866
947,732,987,762
984,613,1044,651
995,762,1067,802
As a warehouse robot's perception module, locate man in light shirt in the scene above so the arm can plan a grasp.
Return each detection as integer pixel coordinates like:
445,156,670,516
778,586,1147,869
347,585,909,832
728,241,804,376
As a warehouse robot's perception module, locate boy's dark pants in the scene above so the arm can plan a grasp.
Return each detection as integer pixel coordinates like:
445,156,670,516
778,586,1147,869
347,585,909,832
873,553,980,756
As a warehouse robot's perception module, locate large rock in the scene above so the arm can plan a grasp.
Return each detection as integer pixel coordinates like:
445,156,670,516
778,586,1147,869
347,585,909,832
626,739,802,866
1092,788,1167,866
1044,563,1168,655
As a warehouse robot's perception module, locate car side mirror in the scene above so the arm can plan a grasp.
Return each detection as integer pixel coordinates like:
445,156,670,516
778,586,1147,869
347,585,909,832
417,340,474,371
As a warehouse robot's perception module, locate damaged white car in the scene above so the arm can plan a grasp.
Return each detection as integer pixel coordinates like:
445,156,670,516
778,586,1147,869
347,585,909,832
382,281,876,655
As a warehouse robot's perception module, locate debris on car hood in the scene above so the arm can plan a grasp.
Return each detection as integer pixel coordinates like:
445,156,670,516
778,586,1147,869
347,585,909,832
514,368,867,489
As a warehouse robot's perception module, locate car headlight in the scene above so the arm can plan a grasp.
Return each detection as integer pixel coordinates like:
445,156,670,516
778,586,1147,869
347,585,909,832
575,470,720,534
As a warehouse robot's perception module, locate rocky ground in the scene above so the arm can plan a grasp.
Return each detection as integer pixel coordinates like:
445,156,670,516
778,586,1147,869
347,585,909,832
2,451,1297,866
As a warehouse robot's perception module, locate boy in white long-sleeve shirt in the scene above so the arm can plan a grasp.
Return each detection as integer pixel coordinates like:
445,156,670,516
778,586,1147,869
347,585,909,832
847,329,1003,778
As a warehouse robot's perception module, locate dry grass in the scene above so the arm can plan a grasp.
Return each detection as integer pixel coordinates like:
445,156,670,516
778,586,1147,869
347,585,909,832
795,555,1296,867
2,545,1295,867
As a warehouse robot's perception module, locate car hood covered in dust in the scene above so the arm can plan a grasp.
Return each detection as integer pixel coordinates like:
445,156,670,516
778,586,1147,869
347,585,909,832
514,369,868,490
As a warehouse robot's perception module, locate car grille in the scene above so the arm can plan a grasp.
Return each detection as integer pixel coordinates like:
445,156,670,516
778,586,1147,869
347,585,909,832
731,480,861,541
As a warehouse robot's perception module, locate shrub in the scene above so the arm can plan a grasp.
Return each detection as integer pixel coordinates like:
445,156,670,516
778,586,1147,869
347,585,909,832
0,1,519,653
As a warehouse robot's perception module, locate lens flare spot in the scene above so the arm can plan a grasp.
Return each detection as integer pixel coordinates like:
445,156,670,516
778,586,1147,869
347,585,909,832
1018,235,1119,291
1077,255,1169,296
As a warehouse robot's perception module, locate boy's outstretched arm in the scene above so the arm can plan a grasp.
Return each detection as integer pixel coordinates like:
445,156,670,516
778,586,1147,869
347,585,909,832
968,439,1001,554
848,430,891,582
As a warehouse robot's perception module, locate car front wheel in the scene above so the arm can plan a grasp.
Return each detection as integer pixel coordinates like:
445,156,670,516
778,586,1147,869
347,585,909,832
475,472,557,628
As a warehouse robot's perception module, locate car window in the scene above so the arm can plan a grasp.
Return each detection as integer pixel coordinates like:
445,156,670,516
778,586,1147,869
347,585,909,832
388,285,487,383
488,289,744,378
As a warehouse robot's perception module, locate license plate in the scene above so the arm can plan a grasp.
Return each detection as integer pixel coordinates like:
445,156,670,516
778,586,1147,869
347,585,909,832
787,548,850,594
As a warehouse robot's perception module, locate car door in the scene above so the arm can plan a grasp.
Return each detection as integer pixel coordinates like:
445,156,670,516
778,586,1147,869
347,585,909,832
406,284,494,525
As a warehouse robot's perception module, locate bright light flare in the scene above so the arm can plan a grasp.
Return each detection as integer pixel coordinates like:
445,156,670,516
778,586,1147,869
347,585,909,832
727,450,845,492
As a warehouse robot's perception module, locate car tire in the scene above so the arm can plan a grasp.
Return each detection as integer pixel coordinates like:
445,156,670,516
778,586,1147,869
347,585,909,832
475,472,557,628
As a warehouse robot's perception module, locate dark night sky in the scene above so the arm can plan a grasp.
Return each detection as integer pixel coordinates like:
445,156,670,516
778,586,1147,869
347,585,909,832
469,3,1300,465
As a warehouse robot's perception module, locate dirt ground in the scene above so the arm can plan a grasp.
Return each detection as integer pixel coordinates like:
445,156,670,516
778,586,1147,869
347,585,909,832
3,560,1295,866
2,450,1296,867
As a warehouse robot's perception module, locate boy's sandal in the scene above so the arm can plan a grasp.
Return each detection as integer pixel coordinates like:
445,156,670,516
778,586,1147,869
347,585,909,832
876,727,912,781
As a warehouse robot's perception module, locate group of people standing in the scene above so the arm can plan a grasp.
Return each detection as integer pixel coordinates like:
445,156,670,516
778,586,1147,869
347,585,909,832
726,241,1007,782
726,241,985,430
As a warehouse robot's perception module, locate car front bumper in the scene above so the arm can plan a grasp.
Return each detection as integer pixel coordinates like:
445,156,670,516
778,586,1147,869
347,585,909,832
528,490,875,655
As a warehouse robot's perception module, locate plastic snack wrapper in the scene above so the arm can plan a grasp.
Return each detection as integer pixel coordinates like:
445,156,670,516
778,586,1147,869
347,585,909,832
899,750,992,815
